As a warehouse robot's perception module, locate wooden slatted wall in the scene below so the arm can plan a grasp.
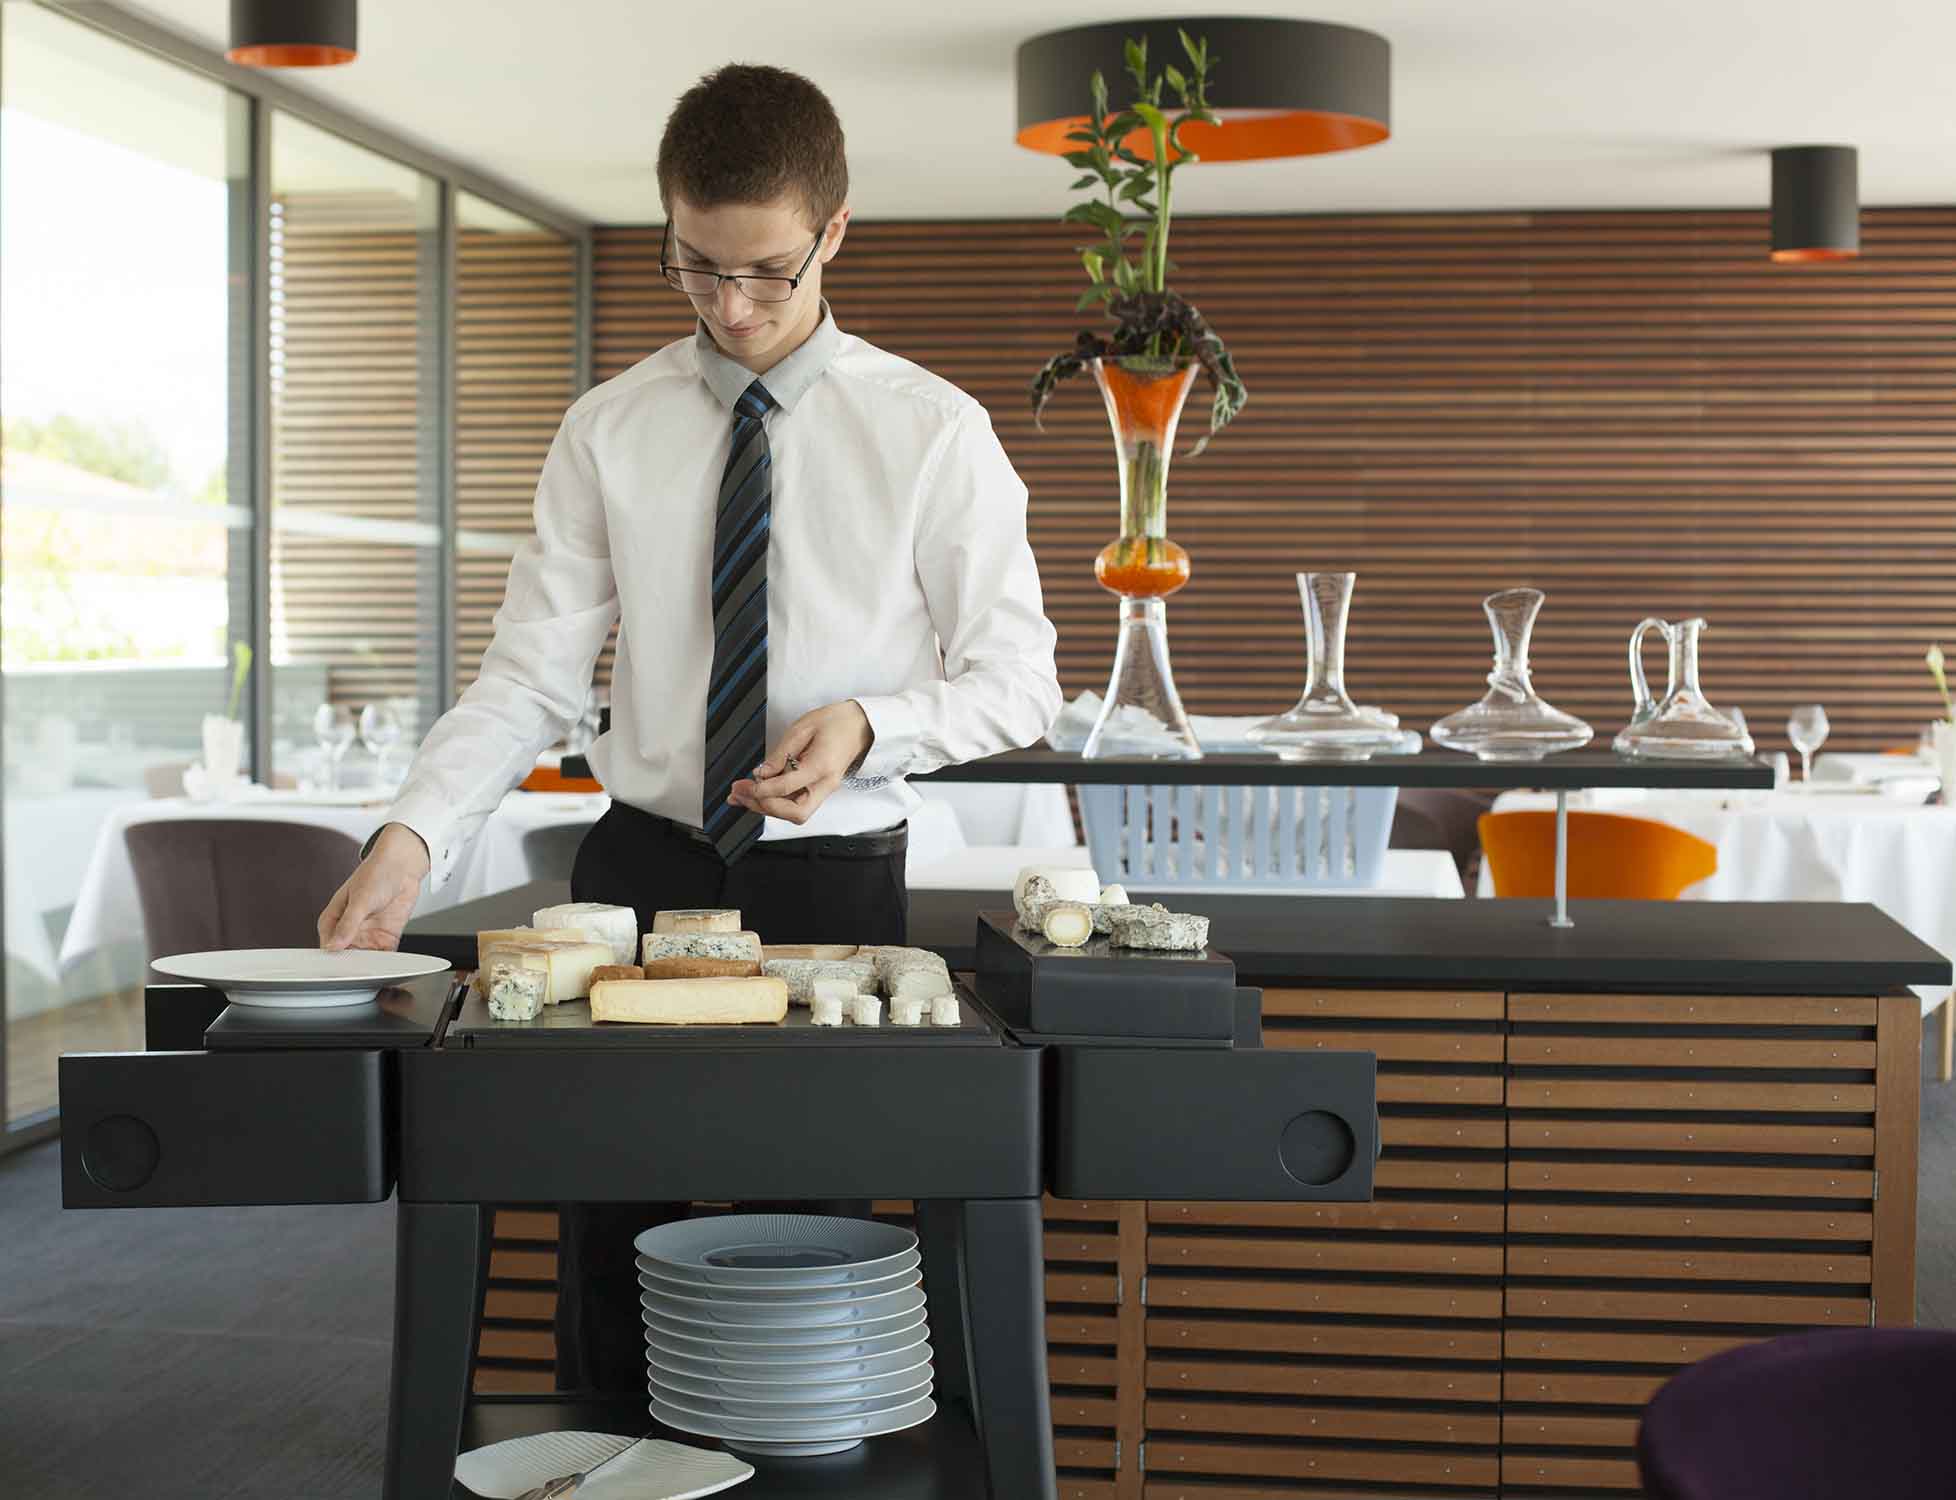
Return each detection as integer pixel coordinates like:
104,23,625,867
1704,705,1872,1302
594,210,1956,754
454,226,581,696
270,192,429,708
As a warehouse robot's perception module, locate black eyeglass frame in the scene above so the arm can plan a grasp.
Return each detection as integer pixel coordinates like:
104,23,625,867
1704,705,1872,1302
659,222,824,303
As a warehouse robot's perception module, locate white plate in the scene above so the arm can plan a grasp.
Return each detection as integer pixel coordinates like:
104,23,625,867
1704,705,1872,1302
637,1254,921,1300
650,1373,933,1423
644,1310,927,1360
649,1394,936,1458
638,1283,925,1329
454,1432,752,1499
646,1334,931,1383
635,1214,918,1285
151,947,451,1008
648,1358,932,1407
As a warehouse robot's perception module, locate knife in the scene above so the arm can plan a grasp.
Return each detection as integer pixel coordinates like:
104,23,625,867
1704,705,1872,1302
510,1432,644,1500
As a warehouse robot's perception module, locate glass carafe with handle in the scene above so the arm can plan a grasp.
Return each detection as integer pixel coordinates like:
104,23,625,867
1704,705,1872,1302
1612,616,1755,759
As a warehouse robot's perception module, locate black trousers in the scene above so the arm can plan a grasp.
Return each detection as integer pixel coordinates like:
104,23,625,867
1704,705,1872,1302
552,802,909,1393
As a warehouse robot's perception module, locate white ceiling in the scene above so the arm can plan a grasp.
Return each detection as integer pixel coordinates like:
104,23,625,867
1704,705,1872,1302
112,0,1956,225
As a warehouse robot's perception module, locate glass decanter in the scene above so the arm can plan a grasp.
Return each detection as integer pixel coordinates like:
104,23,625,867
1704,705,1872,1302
1613,616,1755,759
1431,588,1593,761
1247,571,1420,762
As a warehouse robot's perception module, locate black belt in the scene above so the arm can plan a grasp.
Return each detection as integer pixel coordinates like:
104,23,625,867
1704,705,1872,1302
612,801,907,859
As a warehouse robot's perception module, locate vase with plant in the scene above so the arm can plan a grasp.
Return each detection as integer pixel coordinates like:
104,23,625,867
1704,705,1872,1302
200,641,252,793
1031,29,1248,759
1927,644,1956,797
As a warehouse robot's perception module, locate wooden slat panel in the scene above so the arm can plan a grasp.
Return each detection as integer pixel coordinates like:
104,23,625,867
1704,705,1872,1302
1263,989,1505,1021
1147,1276,1502,1321
1508,1245,1871,1283
1507,1161,1873,1197
483,1288,556,1321
1507,1287,1869,1326
1150,1233,1502,1277
1268,1027,1506,1064
1510,994,1878,1025
1507,1034,1876,1068
1510,1202,1873,1239
1150,1399,1499,1446
1143,1439,1499,1489
1504,1370,1671,1407
1504,1330,1760,1364
1150,1320,1500,1364
1153,1199,1505,1233
1504,1453,1642,1491
1503,1413,1642,1449
1874,997,1923,1324
1507,1079,1875,1111
1510,1118,1876,1154
472,1367,557,1394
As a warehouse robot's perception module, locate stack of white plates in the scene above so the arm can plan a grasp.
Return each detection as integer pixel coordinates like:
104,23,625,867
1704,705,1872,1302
637,1214,936,1457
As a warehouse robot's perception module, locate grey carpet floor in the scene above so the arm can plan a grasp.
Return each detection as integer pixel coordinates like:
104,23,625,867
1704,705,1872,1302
6,1015,1955,1498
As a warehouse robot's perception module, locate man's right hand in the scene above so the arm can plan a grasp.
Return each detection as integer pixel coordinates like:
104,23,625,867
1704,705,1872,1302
318,823,431,952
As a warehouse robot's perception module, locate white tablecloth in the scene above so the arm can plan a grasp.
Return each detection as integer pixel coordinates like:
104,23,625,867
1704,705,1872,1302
1479,788,1956,1012
1815,750,1940,786
910,844,1465,900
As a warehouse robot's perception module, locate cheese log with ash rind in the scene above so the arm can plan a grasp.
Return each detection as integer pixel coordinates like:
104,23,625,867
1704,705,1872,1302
532,902,638,967
1107,905,1211,952
761,944,859,961
486,962,547,1021
642,930,763,964
888,966,952,1005
641,956,762,980
810,976,860,1007
1013,865,1100,925
589,975,789,1024
1091,902,1147,935
1041,902,1094,948
650,908,741,935
1012,874,1059,931
864,946,950,990
761,957,876,1006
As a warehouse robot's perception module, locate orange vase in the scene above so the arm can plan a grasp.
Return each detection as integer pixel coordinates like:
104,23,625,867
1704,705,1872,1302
1082,357,1202,760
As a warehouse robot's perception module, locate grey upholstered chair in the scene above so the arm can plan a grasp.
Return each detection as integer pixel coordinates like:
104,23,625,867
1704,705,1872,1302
1389,786,1495,885
125,819,363,971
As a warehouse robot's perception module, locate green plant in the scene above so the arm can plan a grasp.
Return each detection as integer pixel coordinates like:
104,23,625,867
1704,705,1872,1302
1928,643,1954,722
226,640,253,720
1030,29,1248,455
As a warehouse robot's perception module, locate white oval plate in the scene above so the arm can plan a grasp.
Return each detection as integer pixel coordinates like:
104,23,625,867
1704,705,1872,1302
645,1334,931,1382
649,1393,935,1456
650,1373,933,1423
644,1311,927,1360
151,948,451,1009
636,1254,921,1300
648,1358,932,1407
635,1214,917,1285
638,1283,925,1329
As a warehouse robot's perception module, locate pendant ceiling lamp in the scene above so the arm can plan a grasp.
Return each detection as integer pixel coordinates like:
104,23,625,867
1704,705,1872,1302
1016,17,1389,162
1771,145,1858,264
226,0,358,68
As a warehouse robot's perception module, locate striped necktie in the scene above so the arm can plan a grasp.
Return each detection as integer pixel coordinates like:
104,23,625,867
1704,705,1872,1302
702,378,776,862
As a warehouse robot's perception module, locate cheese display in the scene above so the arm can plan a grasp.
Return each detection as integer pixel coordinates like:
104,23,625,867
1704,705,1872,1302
930,993,961,1027
1012,865,1101,928
485,962,547,1021
651,908,741,935
480,939,614,1004
888,965,951,1005
889,996,925,1026
1012,874,1059,931
1040,902,1094,948
761,957,876,1005
589,975,789,1024
471,927,590,993
762,944,859,961
810,993,846,1026
532,902,639,967
1107,903,1211,951
642,930,763,964
590,964,645,985
642,955,762,979
850,994,883,1027
810,975,861,1007
863,946,949,989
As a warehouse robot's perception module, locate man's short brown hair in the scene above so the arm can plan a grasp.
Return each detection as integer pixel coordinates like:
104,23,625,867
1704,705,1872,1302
657,65,849,230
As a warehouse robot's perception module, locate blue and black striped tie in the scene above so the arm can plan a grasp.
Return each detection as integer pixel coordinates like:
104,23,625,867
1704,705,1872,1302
702,378,776,862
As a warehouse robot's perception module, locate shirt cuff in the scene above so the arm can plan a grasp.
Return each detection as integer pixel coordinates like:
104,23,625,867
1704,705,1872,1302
849,694,920,788
375,793,459,893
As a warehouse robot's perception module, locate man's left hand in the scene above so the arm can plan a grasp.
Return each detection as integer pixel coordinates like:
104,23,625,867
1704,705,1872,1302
727,701,874,826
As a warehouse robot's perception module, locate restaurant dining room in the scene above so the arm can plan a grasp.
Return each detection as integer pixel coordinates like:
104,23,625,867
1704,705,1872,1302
7,0,1956,1496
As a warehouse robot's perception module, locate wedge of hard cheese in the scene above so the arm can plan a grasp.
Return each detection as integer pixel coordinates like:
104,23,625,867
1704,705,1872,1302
641,955,761,979
761,943,859,961
479,939,613,1004
472,927,592,993
589,975,789,1025
651,908,741,935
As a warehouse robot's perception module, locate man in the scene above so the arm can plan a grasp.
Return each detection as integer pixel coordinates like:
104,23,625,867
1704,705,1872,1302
316,64,1060,1390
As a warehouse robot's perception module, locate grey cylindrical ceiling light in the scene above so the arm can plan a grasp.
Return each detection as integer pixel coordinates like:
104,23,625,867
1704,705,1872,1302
227,0,358,68
1016,17,1389,162
1771,145,1858,264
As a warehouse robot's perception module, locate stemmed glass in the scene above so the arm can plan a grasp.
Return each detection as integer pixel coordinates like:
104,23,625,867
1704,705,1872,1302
312,704,356,793
359,701,402,788
1787,704,1831,783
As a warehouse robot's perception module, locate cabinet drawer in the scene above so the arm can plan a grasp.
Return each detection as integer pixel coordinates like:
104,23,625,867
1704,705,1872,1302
1051,1046,1376,1200
60,1049,391,1208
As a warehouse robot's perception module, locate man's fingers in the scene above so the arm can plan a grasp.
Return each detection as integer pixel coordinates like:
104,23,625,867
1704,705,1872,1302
754,721,819,779
747,760,822,799
318,883,350,948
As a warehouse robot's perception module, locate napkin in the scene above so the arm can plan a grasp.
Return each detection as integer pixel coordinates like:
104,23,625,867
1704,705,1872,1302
455,1432,753,1500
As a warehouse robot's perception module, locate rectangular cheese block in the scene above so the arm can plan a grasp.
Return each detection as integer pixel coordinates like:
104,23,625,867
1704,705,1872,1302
641,955,762,980
481,939,613,1004
532,902,638,967
760,957,875,1005
651,908,741,935
589,976,789,1025
760,944,859,961
475,937,596,998
472,927,590,992
642,930,763,964
485,962,547,1021
590,964,644,985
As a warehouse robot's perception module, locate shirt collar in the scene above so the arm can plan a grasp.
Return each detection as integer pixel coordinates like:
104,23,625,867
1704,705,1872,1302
693,301,841,415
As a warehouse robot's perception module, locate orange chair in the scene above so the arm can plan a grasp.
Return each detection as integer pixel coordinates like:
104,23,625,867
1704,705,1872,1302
1478,811,1717,900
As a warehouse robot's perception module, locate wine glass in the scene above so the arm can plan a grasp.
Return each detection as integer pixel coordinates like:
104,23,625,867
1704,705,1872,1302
1787,704,1831,784
313,704,356,792
359,701,402,786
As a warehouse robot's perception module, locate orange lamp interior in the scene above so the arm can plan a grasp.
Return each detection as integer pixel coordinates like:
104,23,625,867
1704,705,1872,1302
226,43,357,67
1771,246,1858,263
1018,110,1388,162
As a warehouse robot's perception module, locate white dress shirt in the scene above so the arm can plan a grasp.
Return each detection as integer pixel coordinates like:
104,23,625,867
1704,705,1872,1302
387,307,1062,891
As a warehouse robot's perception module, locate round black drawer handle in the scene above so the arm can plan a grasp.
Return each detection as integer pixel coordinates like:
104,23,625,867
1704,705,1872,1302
1278,1109,1356,1187
81,1114,162,1193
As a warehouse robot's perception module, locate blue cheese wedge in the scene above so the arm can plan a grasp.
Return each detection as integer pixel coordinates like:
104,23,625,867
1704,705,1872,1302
532,902,638,967
642,929,763,964
486,961,547,1021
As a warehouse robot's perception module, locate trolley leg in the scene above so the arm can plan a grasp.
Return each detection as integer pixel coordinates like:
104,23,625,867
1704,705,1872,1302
960,1197,1058,1500
384,1201,488,1500
1549,788,1574,929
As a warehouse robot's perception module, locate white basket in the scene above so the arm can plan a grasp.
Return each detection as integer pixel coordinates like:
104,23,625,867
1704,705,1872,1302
1079,782,1400,891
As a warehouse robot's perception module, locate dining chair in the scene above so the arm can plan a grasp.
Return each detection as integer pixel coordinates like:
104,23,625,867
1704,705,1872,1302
1637,1328,1956,1499
1390,786,1496,884
1478,810,1717,900
125,819,362,970
521,821,592,883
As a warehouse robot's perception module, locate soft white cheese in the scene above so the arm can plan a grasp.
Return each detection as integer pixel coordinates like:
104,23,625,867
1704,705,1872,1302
532,902,638,967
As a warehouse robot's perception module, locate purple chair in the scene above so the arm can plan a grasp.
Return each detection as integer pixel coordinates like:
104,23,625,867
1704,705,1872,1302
1637,1328,1956,1499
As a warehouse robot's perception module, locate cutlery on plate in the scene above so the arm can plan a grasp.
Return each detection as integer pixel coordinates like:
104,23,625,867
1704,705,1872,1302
511,1431,644,1500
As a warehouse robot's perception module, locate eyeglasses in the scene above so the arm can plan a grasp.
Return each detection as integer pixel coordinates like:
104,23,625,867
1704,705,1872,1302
660,223,822,304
